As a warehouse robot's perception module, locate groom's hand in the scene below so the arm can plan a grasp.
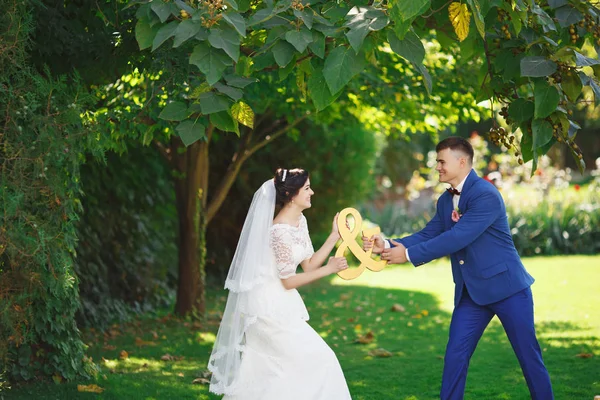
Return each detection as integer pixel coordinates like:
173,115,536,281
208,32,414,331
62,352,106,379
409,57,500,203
381,240,408,264
362,234,384,254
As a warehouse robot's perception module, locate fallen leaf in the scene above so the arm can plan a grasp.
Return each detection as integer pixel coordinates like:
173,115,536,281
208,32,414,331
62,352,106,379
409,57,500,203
391,304,406,312
421,310,429,316
368,348,393,358
333,301,344,308
192,377,210,385
355,331,375,344
576,353,593,358
354,306,363,312
340,293,351,301
177,372,184,377
77,384,104,393
161,353,184,361
151,331,159,340
135,337,157,347
119,350,128,360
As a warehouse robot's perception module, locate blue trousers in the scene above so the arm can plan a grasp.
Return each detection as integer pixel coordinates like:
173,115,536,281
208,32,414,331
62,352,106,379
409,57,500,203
440,287,553,400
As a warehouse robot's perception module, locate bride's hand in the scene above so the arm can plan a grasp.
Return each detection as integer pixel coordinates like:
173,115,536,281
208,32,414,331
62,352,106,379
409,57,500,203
331,213,350,240
325,256,348,274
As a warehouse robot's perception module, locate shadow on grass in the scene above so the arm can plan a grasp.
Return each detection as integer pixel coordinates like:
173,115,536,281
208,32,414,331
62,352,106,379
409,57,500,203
4,281,599,400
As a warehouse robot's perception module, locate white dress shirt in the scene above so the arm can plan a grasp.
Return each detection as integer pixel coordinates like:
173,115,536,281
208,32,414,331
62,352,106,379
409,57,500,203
385,173,470,263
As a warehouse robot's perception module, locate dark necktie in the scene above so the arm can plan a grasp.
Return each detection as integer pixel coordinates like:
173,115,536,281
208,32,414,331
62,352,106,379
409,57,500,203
447,187,461,196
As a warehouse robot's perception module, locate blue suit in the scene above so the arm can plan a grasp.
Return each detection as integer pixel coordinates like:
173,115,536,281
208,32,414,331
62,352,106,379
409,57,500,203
392,170,553,400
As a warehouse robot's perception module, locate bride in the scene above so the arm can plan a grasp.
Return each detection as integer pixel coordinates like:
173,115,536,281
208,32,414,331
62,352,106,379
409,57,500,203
208,168,352,399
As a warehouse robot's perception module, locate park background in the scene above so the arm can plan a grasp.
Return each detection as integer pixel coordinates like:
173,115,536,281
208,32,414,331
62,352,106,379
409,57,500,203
1,0,599,399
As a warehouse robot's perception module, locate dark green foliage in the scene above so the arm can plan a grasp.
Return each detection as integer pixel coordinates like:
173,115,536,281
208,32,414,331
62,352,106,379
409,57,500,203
75,146,177,329
0,0,98,382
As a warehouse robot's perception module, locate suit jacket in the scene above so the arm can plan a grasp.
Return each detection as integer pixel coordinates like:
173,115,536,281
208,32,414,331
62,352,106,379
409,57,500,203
393,169,534,306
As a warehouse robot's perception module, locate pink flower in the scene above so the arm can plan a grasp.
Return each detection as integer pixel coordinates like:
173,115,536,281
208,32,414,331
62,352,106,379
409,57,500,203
452,209,461,222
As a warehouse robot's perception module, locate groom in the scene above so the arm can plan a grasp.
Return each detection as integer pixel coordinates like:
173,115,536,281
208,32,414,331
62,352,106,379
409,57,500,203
364,137,553,399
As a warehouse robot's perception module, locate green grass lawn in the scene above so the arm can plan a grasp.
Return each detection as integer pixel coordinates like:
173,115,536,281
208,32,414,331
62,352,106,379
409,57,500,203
4,255,600,399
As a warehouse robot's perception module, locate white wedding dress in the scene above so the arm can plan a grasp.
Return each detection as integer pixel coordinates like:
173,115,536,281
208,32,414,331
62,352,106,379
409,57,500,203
222,214,352,400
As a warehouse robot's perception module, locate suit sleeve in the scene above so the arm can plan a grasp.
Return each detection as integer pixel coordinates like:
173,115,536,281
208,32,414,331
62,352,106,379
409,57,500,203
407,190,502,266
390,197,445,249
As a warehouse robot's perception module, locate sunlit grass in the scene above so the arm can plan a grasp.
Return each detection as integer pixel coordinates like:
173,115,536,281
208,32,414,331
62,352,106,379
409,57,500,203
6,255,600,399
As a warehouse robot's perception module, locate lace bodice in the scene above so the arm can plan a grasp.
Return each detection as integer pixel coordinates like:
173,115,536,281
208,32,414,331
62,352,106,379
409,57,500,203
270,214,315,279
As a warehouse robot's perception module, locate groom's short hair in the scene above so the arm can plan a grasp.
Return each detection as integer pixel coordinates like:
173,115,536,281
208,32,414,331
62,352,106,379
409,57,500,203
436,137,474,165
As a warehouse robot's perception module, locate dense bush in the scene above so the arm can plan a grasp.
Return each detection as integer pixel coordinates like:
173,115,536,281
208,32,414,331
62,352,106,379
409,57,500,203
75,146,177,329
0,1,97,381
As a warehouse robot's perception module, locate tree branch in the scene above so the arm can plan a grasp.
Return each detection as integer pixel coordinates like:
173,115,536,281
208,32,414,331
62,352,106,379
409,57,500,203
244,113,309,158
205,113,309,224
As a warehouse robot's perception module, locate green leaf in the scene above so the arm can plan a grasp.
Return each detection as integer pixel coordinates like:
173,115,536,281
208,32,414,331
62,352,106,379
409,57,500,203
561,71,582,102
176,120,206,147
223,12,246,37
323,46,366,94
507,7,522,36
588,77,600,107
308,68,339,111
231,101,254,128
508,99,534,124
345,18,370,54
152,21,179,51
252,51,275,71
272,40,296,67
135,18,160,50
532,119,553,150
294,9,313,29
210,111,239,134
198,92,231,114
534,81,559,119
415,62,432,95
367,10,389,31
213,82,243,101
189,43,232,85
158,101,189,121
387,29,425,65
151,1,173,23
573,51,600,67
466,0,485,38
532,5,556,31
278,54,297,81
224,74,258,88
173,19,203,48
308,32,325,58
224,0,238,11
208,27,240,62
285,26,313,53
391,0,431,21
520,56,557,77
390,4,414,39
555,5,583,28
520,124,533,163
548,0,567,9
190,83,212,99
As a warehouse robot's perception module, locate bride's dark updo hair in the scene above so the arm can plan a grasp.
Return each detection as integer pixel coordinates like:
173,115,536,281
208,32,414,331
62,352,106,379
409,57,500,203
273,168,309,206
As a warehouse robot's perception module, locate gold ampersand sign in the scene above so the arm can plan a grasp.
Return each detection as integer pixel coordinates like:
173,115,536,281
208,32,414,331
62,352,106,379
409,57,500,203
335,207,388,280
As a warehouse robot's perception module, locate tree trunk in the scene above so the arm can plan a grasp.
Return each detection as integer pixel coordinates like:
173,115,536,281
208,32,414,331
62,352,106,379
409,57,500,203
172,135,209,317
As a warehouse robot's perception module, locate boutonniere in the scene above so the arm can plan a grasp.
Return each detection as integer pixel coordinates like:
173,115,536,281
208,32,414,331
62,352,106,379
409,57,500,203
452,207,463,222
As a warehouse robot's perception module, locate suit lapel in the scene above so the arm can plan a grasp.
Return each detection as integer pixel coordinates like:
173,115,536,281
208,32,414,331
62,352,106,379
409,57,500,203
457,169,478,213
